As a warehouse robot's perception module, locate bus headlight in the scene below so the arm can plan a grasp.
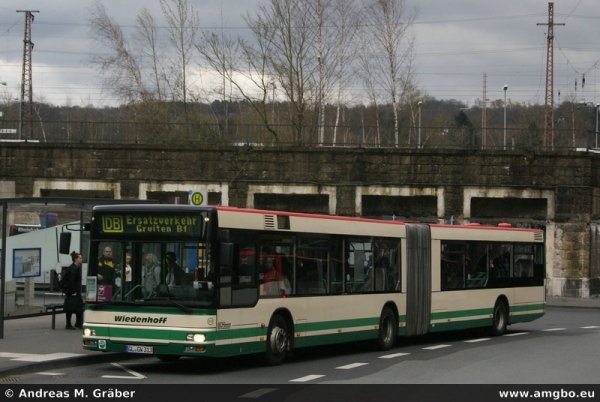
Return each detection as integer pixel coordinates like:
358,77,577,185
186,334,206,343
83,328,95,337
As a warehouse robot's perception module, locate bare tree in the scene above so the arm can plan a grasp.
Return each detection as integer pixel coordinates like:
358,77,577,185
198,15,279,142
197,11,240,138
160,0,200,123
315,0,326,145
244,0,319,144
87,0,203,138
357,32,382,146
330,0,359,146
87,1,144,102
133,8,167,102
362,0,418,147
32,95,49,142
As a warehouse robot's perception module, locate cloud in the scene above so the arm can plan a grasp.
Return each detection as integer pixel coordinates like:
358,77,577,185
0,0,597,107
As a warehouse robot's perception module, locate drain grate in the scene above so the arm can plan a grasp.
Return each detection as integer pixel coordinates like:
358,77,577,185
0,377,19,382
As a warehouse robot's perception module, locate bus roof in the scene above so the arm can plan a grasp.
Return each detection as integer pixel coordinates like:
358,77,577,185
91,204,543,234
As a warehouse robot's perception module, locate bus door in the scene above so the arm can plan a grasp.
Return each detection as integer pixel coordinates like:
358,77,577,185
405,224,432,336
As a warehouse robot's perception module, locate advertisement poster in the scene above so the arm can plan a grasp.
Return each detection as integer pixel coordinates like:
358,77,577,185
96,284,112,302
12,248,41,278
86,276,98,302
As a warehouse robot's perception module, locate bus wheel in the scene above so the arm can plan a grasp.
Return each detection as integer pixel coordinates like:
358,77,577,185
378,307,397,351
491,300,508,336
265,315,288,366
157,354,181,362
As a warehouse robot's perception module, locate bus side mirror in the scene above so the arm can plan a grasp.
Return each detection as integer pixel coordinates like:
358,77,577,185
220,243,234,267
59,232,72,255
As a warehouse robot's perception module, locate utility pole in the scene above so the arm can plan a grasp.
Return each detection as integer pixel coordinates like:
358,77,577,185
537,3,564,151
17,10,39,141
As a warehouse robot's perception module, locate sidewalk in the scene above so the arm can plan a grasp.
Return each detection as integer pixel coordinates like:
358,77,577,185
545,295,600,309
0,313,143,378
0,297,599,378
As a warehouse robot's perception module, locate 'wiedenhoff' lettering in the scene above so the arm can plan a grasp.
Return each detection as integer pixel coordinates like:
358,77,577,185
115,315,167,324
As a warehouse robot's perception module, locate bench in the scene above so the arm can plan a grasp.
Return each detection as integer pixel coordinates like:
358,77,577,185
43,303,65,330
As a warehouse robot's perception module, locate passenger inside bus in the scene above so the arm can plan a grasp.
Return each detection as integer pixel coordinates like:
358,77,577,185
97,247,115,281
442,269,458,290
441,258,460,290
165,252,185,286
261,257,280,295
143,253,161,294
97,246,117,295
491,246,510,278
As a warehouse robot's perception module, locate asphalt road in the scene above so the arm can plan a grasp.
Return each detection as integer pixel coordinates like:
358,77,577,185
8,307,600,385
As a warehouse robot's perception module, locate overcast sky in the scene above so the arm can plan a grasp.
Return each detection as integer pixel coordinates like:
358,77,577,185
0,0,598,108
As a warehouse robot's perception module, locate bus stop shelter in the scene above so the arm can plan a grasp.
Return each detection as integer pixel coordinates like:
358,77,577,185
0,197,155,338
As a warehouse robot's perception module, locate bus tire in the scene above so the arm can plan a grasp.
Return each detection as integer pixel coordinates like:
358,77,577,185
157,354,181,362
265,315,288,366
377,306,397,351
491,299,508,336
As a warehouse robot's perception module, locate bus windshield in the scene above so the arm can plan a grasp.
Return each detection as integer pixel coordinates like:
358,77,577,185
87,207,216,308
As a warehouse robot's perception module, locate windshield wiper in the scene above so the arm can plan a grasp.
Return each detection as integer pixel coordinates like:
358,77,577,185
168,299,193,314
143,297,193,314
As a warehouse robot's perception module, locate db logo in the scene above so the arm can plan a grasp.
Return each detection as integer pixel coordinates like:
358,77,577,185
102,216,123,233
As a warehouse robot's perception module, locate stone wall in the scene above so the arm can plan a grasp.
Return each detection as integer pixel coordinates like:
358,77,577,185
2,142,600,298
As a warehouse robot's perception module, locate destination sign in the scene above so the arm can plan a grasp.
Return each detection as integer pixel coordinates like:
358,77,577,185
97,214,202,235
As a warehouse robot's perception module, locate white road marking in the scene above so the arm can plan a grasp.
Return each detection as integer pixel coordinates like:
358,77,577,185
336,363,368,369
423,344,451,350
0,353,37,359
581,326,599,329
240,388,278,398
289,374,325,383
542,328,566,331
0,352,83,362
504,332,529,337
101,363,146,379
379,352,410,359
37,372,66,376
464,338,491,343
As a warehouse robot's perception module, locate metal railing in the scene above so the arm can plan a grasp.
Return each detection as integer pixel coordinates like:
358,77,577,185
0,120,596,151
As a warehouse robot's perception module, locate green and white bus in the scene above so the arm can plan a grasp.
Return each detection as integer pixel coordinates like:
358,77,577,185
82,204,545,365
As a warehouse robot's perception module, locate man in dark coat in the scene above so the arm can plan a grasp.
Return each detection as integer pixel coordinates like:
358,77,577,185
64,251,83,329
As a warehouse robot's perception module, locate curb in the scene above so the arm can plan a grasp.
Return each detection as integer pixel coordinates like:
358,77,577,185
546,303,600,309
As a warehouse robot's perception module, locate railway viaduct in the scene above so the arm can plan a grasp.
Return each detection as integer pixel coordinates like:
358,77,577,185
1,141,599,299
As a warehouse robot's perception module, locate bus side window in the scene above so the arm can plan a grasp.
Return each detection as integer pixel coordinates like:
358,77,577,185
516,259,533,277
238,247,257,286
296,259,325,295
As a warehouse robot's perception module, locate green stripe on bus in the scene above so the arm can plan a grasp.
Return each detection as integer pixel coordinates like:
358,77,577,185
86,306,543,353
431,307,491,320
304,316,379,332
429,318,490,332
510,303,546,313
509,312,545,324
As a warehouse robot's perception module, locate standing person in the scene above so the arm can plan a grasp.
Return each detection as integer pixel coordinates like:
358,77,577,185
97,246,117,294
64,251,83,330
124,253,133,300
143,253,161,295
165,252,184,286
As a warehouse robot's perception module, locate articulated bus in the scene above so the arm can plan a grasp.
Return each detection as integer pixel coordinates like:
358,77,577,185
81,205,545,365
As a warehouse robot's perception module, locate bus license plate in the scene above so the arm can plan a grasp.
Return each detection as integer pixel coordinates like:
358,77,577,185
125,345,154,354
